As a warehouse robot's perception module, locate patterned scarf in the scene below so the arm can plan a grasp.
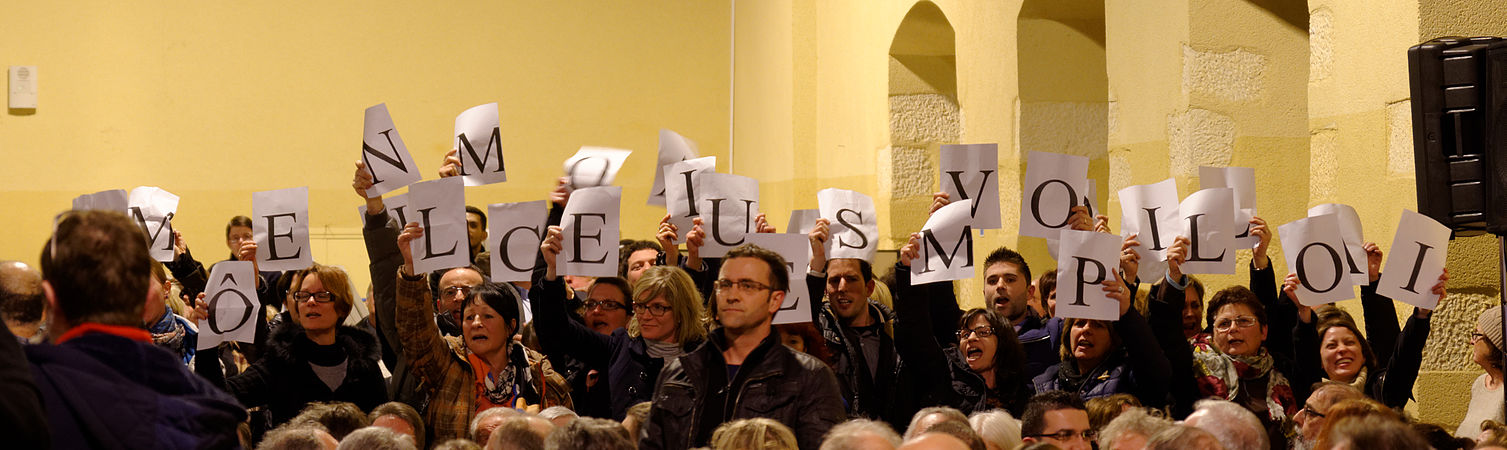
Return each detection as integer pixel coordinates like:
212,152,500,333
147,307,189,361
1191,341,1296,425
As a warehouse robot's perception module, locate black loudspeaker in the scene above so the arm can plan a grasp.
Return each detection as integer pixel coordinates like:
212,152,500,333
1408,36,1507,237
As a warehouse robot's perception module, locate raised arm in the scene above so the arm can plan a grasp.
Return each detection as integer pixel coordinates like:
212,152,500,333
354,161,405,369
807,218,832,325
891,233,956,404
1377,271,1447,408
531,226,613,369
395,223,459,388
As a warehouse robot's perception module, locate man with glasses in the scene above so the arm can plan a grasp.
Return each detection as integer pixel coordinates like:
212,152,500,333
641,243,845,450
1020,391,1094,450
806,218,912,430
1291,382,1365,450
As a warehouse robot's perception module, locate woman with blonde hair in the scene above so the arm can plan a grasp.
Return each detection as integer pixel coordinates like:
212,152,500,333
532,226,708,420
711,418,799,450
196,263,389,427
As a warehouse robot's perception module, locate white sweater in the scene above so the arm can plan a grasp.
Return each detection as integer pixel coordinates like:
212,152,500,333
1456,373,1505,439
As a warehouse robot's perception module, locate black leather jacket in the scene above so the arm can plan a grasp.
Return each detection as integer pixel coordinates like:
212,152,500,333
640,328,846,450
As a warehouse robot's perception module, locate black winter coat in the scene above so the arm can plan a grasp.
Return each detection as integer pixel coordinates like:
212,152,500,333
198,324,388,427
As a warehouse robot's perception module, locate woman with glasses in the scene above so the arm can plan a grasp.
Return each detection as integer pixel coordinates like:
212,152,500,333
1457,305,1505,439
1182,286,1302,449
889,233,1034,416
532,226,707,420
195,263,389,428
1288,243,1448,411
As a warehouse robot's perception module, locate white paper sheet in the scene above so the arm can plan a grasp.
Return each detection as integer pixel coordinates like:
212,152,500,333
1117,179,1182,282
1020,151,1090,240
488,201,548,282
695,173,761,258
818,188,879,262
357,193,413,227
787,209,821,236
407,177,470,274
941,143,1001,230
1308,204,1369,285
1199,166,1258,249
71,189,127,213
455,103,508,186
1278,214,1356,306
649,129,700,206
559,186,622,277
1377,210,1451,310
564,147,632,189
664,156,717,244
745,233,814,325
253,187,313,272
911,201,977,284
361,103,422,197
1179,188,1236,275
197,261,259,350
128,187,180,262
1055,230,1124,321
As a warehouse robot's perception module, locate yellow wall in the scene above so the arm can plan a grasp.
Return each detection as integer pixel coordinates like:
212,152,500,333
0,1,731,291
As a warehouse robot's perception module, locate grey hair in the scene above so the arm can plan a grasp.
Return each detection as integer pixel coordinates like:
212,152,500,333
336,427,417,450
1187,399,1268,450
469,407,524,443
904,406,970,440
1146,424,1225,450
538,406,579,422
821,419,903,450
968,410,1022,450
257,423,332,450
1100,408,1173,448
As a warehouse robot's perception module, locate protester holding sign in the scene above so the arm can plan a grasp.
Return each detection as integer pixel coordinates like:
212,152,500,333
394,223,572,444
890,232,1033,417
195,263,389,429
804,216,914,431
145,261,197,365
1288,242,1448,410
1031,253,1170,409
534,227,707,421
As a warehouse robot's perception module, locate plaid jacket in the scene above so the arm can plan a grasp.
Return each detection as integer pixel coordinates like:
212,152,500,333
396,271,572,443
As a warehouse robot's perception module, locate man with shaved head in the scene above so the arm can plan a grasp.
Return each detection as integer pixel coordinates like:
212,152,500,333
0,261,46,344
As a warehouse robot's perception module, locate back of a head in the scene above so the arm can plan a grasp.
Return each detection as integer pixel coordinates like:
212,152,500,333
485,416,547,450
968,410,1022,450
538,406,578,422
821,419,902,450
257,424,335,450
41,210,151,327
289,402,370,441
0,261,45,326
711,418,799,450
1322,415,1427,450
336,426,417,450
1021,391,1086,437
1186,399,1267,450
369,401,426,450
543,417,634,450
471,405,524,443
434,439,485,450
898,433,971,450
1146,425,1225,450
920,421,985,450
1099,408,1173,449
1085,394,1140,431
906,406,970,440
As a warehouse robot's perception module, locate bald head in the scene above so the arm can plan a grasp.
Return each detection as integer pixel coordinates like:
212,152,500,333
0,261,46,338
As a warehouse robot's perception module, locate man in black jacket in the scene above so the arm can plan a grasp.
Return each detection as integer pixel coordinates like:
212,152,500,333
641,243,845,450
806,217,912,430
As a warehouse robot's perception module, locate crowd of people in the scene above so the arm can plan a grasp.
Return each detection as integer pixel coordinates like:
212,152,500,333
0,154,1503,450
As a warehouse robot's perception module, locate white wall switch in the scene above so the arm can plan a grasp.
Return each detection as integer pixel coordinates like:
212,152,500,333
10,66,37,109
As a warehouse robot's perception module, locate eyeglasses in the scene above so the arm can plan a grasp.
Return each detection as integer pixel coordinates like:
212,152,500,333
293,291,335,303
1213,316,1259,332
714,279,773,294
1027,429,1097,442
442,286,474,298
1298,404,1327,418
632,303,673,317
584,300,627,312
957,326,995,340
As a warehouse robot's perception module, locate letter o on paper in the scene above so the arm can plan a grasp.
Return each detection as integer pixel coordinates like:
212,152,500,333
1296,242,1344,293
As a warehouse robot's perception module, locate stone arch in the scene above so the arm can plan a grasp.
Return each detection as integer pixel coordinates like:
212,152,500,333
886,1,959,247
1015,0,1108,261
